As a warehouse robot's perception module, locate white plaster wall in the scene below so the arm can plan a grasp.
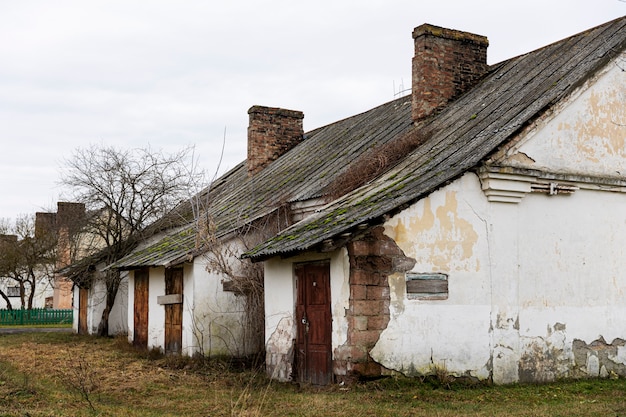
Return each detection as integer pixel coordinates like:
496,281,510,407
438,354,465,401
493,61,626,177
88,277,107,334
147,267,166,351
374,172,493,379
109,271,128,335
126,250,253,356
372,170,626,383
78,271,128,336
127,270,135,343
72,285,79,332
264,249,350,381
514,189,626,380
185,253,251,357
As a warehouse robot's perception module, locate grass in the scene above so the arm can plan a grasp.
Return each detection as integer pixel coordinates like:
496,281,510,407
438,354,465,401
1,332,626,416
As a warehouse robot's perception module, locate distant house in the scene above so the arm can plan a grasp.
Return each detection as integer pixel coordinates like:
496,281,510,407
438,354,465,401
0,202,84,311
244,17,626,384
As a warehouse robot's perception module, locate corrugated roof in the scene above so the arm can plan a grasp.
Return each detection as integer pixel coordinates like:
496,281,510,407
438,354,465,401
244,15,626,261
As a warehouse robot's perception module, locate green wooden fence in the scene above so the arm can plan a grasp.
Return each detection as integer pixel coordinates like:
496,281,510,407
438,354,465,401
0,308,73,326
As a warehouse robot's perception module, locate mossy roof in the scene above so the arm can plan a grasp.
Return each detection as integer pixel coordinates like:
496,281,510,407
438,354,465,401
244,16,626,261
112,93,414,268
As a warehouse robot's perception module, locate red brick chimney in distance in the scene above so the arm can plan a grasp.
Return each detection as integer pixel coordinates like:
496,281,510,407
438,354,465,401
247,106,304,177
412,24,489,122
53,201,85,309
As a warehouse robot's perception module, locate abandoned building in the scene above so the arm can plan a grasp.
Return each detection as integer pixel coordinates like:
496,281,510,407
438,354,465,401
246,17,626,384
73,16,626,385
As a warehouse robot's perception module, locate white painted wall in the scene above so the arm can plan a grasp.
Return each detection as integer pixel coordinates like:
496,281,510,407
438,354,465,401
375,170,626,383
71,271,128,336
490,60,626,178
126,241,254,357
376,173,493,380
187,253,251,357
147,267,166,350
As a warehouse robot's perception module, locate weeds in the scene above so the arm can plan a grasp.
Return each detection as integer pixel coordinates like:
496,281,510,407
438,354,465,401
2,332,626,416
62,354,98,412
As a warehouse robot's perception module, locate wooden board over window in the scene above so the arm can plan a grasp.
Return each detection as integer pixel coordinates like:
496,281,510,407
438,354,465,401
406,272,448,300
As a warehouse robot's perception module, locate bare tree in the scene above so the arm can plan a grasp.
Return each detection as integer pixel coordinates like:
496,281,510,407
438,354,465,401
0,215,57,310
61,144,201,335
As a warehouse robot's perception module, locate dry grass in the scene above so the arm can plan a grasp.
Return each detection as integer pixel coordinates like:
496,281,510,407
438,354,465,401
1,331,626,416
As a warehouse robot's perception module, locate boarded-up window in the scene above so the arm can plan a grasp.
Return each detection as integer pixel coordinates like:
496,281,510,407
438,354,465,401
406,273,448,300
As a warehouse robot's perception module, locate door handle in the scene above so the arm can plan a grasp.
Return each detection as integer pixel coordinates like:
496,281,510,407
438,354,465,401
301,317,310,333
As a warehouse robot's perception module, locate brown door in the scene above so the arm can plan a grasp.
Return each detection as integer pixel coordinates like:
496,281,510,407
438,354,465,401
295,262,332,385
133,269,149,348
78,287,88,334
164,268,183,355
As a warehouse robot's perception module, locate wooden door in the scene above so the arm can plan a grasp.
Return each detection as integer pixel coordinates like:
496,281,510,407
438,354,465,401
295,262,332,385
164,268,183,355
133,269,149,348
78,287,88,334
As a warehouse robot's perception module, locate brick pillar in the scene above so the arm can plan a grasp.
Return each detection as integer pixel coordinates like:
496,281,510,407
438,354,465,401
334,226,415,383
247,106,304,177
412,24,489,122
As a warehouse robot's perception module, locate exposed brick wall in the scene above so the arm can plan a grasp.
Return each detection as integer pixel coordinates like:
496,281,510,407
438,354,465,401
247,106,304,176
412,24,489,122
334,226,415,382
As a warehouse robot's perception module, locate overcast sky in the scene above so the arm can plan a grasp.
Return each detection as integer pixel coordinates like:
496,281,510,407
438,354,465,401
0,1,624,222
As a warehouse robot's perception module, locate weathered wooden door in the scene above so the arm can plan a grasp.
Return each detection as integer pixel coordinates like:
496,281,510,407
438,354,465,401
133,269,149,348
295,262,332,385
78,287,88,334
164,268,183,355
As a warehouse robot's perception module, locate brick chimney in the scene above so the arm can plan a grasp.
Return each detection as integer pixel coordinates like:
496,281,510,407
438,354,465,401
412,24,489,122
56,202,85,232
247,106,304,177
35,212,57,239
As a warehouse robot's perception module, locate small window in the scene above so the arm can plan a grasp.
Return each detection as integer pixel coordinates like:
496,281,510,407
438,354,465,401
7,286,20,297
406,273,448,300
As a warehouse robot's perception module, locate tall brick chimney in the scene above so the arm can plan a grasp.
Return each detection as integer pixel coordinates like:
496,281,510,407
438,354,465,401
247,106,304,177
412,24,489,122
35,212,57,239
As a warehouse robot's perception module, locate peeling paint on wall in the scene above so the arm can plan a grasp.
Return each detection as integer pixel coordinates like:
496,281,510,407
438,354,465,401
496,62,626,176
568,88,626,163
387,191,479,273
265,316,295,382
572,337,626,378
518,322,573,383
